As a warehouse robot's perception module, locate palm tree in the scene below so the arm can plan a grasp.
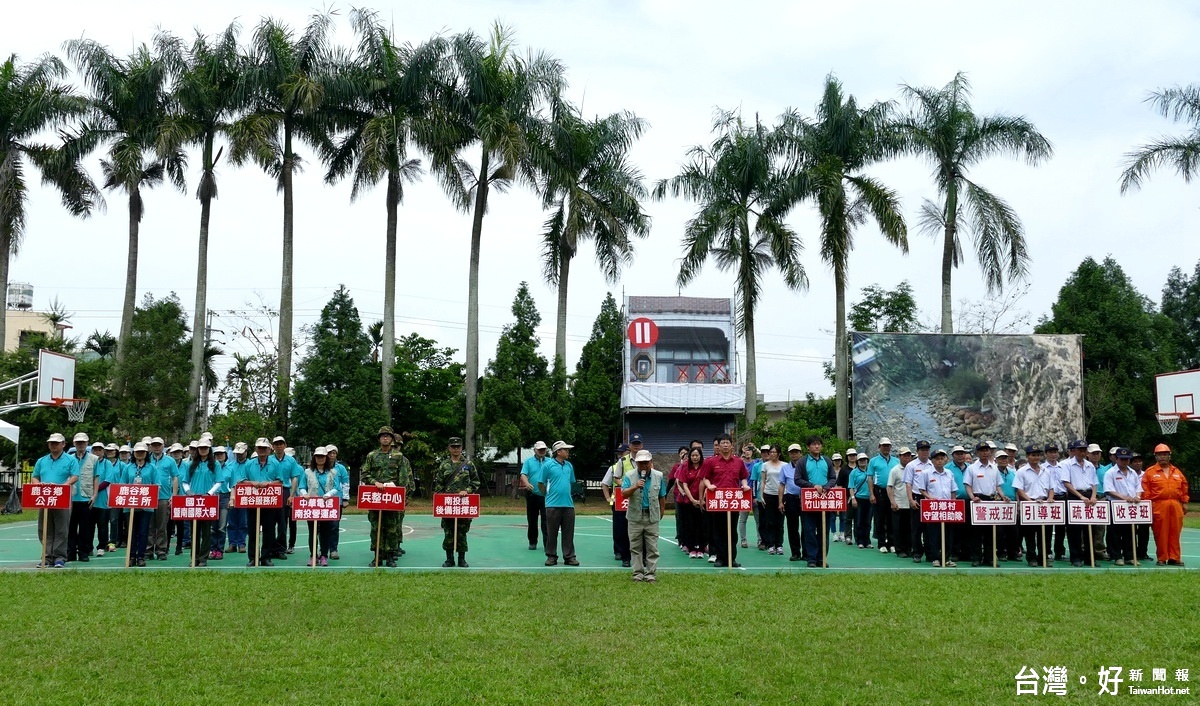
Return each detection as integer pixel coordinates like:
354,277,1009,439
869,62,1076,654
895,72,1052,332
434,24,563,457
782,75,908,439
322,9,440,418
229,12,337,430
66,40,186,387
228,352,254,406
654,110,807,424
535,103,650,370
156,24,243,434
367,320,384,364
1120,85,1200,193
0,54,99,353
84,330,118,359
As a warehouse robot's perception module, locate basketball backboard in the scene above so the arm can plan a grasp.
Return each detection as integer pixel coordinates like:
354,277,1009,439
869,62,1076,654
1155,369,1200,419
37,349,75,406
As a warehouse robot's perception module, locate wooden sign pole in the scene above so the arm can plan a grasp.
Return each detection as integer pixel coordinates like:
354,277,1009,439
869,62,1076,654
312,521,318,570
726,510,733,570
992,526,998,568
254,508,261,567
453,517,458,557
41,508,50,568
190,519,197,568
821,511,827,568
1041,525,1047,568
125,508,135,568
940,522,946,567
375,512,382,568
1088,525,1095,568
1131,530,1138,568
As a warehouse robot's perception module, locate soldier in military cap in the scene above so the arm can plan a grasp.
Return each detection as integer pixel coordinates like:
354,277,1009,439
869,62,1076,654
360,426,413,567
433,437,481,567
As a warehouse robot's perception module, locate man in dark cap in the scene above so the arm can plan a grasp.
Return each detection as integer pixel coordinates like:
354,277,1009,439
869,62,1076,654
433,437,481,568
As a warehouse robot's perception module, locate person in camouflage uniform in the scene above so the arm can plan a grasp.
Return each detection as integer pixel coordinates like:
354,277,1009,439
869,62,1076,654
360,426,412,567
433,437,481,567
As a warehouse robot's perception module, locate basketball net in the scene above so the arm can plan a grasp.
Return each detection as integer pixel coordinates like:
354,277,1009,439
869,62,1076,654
1157,413,1182,435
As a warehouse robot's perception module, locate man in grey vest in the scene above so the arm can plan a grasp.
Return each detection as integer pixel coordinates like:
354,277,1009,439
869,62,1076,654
621,449,668,582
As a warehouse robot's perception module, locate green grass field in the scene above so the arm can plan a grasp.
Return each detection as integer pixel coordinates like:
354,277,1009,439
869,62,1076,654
2,571,1195,704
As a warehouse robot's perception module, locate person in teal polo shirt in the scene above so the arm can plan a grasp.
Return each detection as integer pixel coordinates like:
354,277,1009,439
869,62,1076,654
947,445,972,561
183,439,222,566
520,441,550,550
33,432,80,568
236,438,282,566
848,454,872,549
270,436,303,559
866,438,900,552
539,441,578,566
90,443,112,557
147,438,178,560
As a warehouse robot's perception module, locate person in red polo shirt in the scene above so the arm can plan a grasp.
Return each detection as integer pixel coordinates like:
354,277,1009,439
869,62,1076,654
698,433,751,568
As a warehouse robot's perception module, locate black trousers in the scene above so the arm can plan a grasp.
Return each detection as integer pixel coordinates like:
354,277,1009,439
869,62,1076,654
872,487,893,547
782,495,802,558
1052,494,1068,557
801,511,829,564
708,510,738,567
612,509,630,561
926,521,956,563
274,488,292,556
307,520,336,558
891,507,912,555
68,500,94,560
970,495,996,562
1067,523,1087,564
247,507,277,562
955,498,973,560
910,494,926,557
1022,523,1047,564
525,491,547,547
853,498,872,547
761,494,783,548
1108,523,1133,561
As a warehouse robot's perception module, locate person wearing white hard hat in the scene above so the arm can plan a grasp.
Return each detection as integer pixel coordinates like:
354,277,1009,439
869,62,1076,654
112,445,133,548
866,438,899,553
540,441,579,566
33,433,80,568
621,449,667,582
233,438,283,566
66,433,99,562
841,448,859,542
887,447,914,559
520,441,551,551
87,442,113,558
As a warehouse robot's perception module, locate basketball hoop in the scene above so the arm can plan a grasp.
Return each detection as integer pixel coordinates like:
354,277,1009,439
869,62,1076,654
1157,412,1185,435
52,397,89,423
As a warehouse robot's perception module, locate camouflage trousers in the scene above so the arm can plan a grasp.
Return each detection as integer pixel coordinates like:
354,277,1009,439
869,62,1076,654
441,518,472,552
369,510,404,556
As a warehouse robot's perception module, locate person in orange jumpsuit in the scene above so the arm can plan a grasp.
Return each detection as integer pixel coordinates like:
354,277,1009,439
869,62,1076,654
1141,443,1189,566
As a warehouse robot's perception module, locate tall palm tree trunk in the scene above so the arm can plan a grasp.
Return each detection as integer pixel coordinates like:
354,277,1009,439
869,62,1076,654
834,264,849,440
940,179,959,333
554,251,570,372
464,152,490,459
186,137,215,435
185,186,212,434
381,171,399,419
277,135,294,430
0,229,10,352
742,277,757,426
114,184,141,394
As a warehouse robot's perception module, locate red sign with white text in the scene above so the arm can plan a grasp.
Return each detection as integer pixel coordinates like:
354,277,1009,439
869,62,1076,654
21,483,71,510
613,486,630,511
171,494,219,521
801,487,848,513
706,488,752,512
1110,500,1153,524
232,483,284,509
1019,501,1065,525
1067,500,1111,525
920,499,966,523
292,496,342,521
109,484,159,509
357,485,406,511
433,493,481,519
970,501,1017,526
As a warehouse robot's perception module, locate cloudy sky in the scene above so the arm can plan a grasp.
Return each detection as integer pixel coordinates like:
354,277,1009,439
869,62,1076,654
7,0,1200,402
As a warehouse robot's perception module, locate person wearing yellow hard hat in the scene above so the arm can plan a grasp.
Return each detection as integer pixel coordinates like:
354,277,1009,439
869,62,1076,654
1141,443,1189,566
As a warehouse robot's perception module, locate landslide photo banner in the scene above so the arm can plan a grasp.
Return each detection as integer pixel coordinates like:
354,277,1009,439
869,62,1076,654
851,333,1084,450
